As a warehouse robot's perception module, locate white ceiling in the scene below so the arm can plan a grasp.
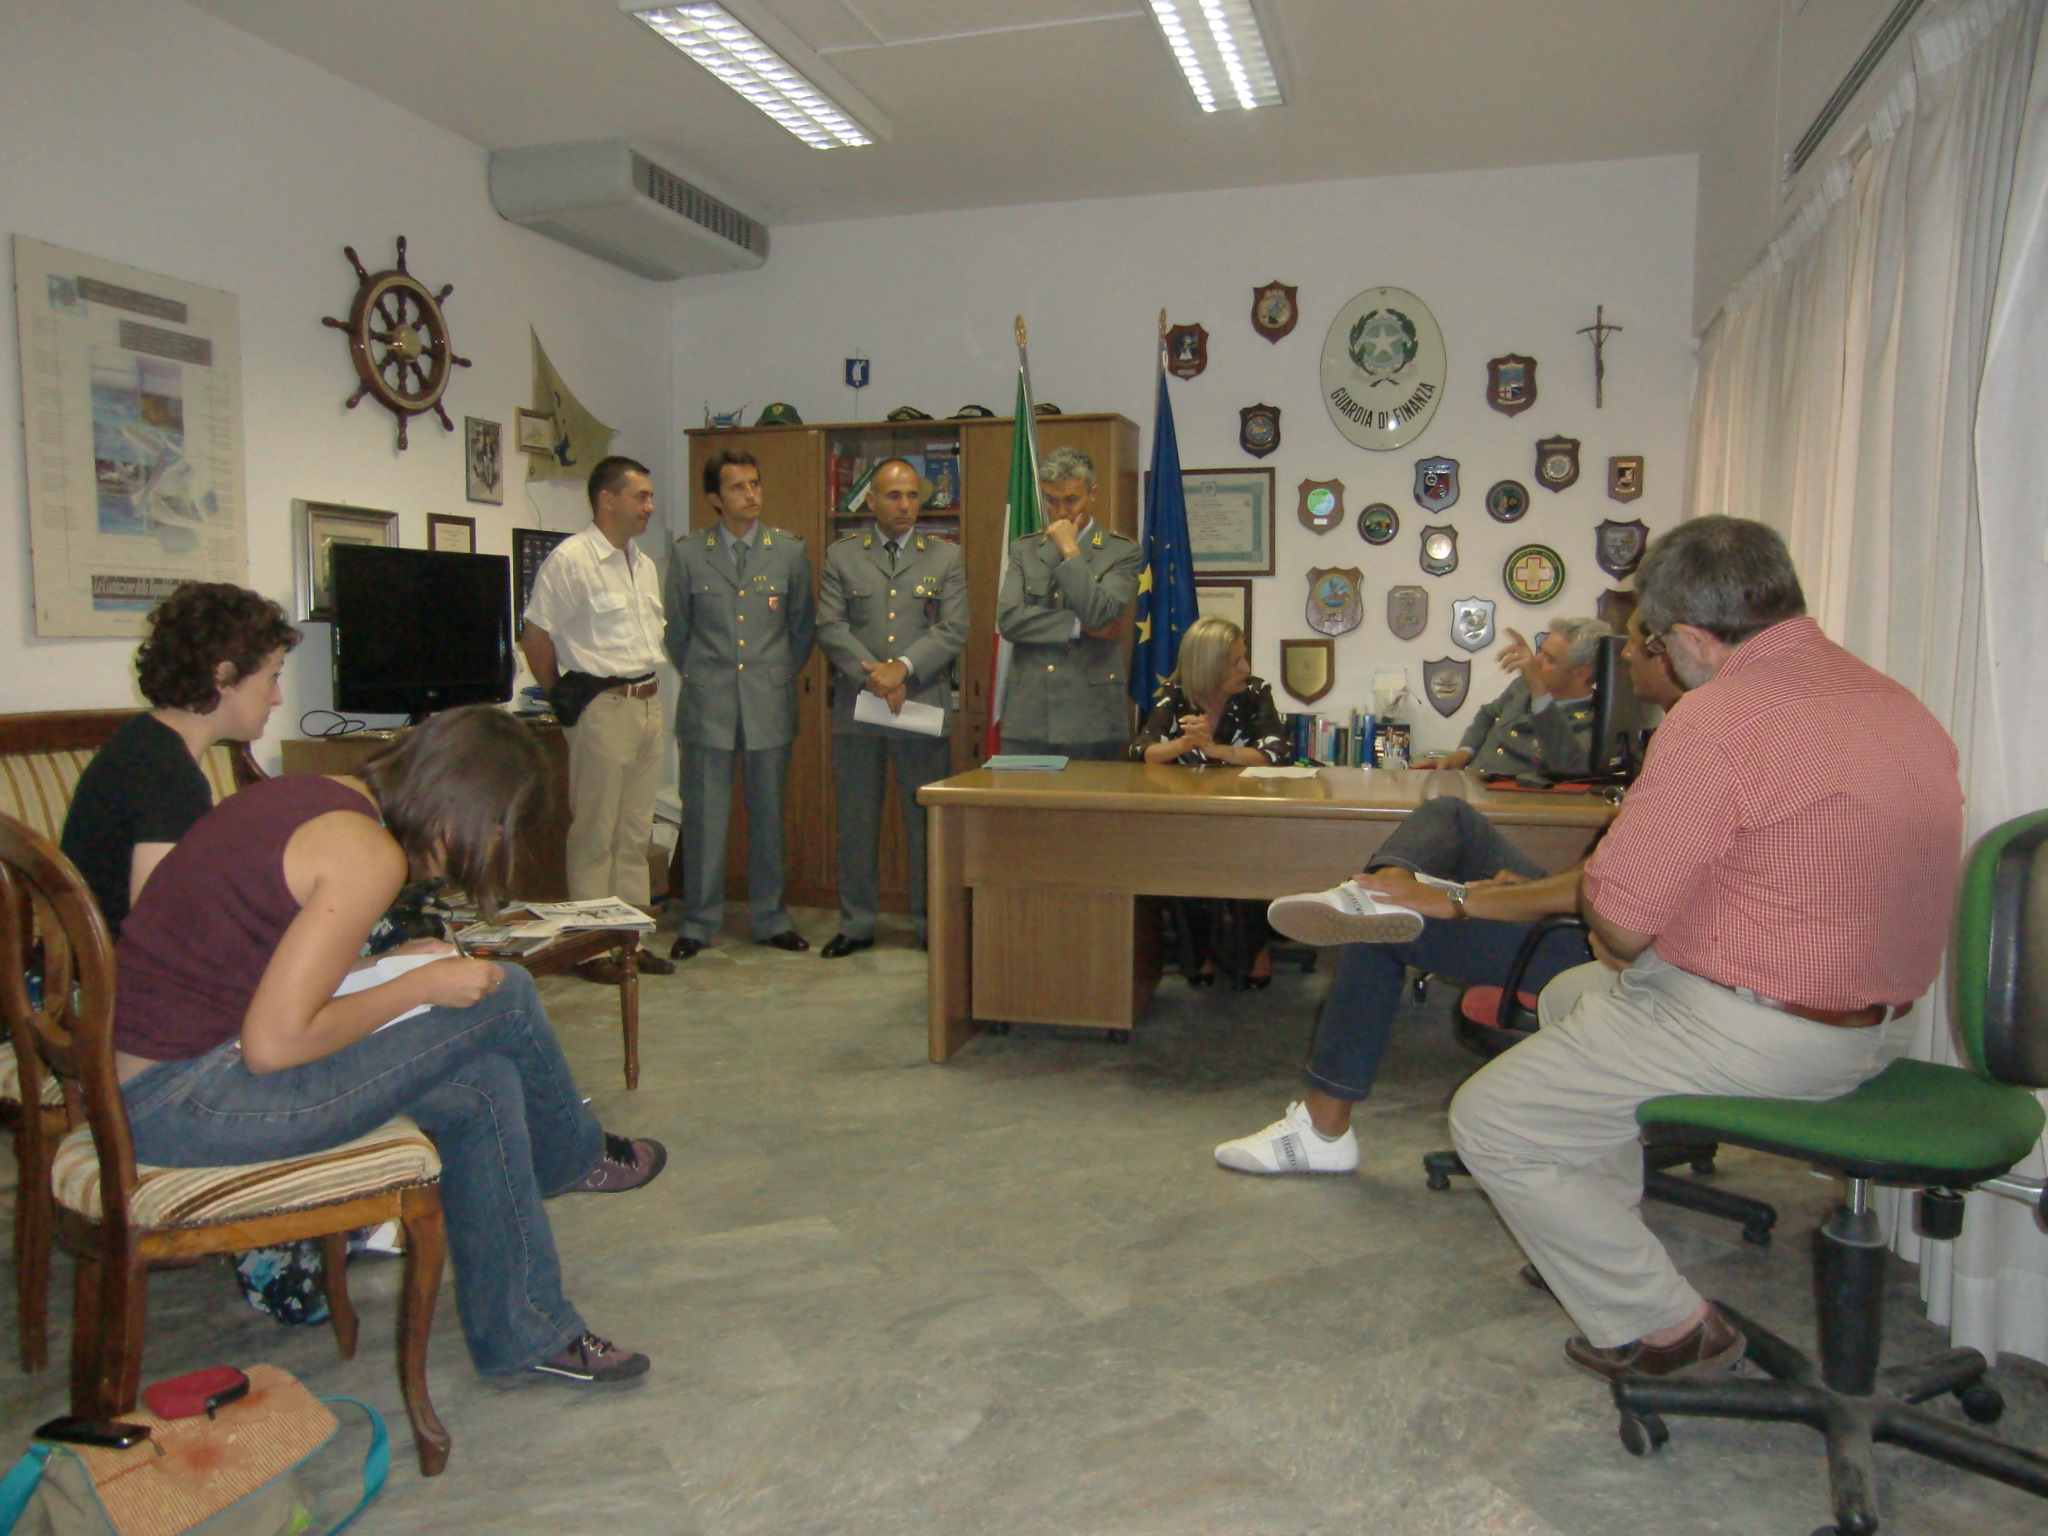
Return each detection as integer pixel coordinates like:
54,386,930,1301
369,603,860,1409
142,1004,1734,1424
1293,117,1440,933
188,0,1782,226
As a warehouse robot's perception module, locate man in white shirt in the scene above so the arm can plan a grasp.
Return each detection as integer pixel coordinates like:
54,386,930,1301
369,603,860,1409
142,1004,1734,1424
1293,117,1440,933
520,455,676,974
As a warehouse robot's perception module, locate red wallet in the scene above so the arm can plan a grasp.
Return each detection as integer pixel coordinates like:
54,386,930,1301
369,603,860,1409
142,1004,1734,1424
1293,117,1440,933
141,1366,250,1420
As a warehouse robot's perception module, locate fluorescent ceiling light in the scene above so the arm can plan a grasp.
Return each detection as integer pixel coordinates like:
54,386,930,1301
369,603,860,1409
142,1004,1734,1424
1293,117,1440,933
1148,0,1281,113
621,2,889,149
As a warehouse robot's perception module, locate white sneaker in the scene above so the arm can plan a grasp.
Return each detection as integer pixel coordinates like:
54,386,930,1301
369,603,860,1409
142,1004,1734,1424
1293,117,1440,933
1266,880,1425,947
1214,1101,1360,1176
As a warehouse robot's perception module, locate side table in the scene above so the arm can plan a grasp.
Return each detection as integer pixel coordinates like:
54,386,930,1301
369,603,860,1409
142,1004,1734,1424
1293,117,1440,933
498,929,643,1090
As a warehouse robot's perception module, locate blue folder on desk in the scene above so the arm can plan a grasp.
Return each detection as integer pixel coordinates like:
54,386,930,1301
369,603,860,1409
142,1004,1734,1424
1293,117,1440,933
984,755,1068,772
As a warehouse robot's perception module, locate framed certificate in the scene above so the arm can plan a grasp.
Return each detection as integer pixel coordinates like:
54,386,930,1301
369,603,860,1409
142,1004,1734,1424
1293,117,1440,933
293,500,398,622
426,512,477,554
1180,467,1275,575
1194,578,1253,652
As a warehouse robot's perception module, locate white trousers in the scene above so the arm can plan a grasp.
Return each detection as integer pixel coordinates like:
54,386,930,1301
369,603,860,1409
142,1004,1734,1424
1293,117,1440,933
1450,949,1907,1348
564,689,664,908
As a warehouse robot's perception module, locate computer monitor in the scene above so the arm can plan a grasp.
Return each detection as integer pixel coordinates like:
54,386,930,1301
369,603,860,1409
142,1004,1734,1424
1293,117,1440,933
1584,634,1645,783
330,544,514,721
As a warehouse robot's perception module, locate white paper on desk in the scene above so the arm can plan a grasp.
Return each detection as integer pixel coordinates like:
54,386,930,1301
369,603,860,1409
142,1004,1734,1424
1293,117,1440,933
335,951,445,1031
1238,765,1322,779
854,689,946,736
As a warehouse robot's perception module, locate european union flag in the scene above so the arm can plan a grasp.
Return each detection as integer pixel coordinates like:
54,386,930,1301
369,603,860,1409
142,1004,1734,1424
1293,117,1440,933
1129,368,1200,707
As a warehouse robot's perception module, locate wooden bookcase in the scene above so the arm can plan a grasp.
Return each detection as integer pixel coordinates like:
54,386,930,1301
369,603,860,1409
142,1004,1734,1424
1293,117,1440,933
682,411,1140,915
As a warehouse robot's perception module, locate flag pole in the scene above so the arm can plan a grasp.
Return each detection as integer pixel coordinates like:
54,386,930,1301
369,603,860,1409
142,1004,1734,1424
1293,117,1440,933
1015,314,1044,495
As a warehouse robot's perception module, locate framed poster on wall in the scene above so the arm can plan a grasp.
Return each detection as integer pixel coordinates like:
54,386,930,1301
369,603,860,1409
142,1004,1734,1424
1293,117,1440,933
1194,578,1253,653
512,527,569,637
1180,467,1275,575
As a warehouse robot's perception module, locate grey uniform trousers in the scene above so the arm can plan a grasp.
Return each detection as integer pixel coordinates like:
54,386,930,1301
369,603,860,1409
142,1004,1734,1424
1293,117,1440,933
833,730,953,940
675,717,794,943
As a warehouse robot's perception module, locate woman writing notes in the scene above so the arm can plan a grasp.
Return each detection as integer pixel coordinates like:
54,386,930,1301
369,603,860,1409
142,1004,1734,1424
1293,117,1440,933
1127,617,1287,987
113,706,665,1385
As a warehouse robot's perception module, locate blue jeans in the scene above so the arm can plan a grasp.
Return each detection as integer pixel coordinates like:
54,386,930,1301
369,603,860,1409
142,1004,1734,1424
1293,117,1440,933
1306,796,1590,1101
121,966,602,1377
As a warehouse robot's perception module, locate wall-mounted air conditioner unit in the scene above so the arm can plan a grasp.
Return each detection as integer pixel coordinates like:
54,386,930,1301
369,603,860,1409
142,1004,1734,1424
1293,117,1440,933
488,139,768,280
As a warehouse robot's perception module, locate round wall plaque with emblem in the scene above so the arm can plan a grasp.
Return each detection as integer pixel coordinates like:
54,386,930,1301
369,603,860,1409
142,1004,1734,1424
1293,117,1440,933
1485,479,1530,523
1358,503,1399,545
1320,286,1446,452
1504,543,1566,604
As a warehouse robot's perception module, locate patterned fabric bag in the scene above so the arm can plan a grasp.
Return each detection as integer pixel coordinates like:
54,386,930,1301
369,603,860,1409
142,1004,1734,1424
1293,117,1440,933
0,1366,385,1536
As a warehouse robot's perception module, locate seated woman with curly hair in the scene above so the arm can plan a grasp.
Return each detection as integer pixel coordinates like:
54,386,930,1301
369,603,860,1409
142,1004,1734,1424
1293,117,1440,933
61,581,298,936
1128,616,1288,987
115,705,666,1385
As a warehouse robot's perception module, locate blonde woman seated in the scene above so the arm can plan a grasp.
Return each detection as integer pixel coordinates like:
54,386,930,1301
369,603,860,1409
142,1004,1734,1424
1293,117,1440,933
1128,617,1287,987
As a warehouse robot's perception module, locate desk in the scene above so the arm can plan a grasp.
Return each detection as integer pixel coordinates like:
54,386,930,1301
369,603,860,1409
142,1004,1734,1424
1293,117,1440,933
917,763,1617,1062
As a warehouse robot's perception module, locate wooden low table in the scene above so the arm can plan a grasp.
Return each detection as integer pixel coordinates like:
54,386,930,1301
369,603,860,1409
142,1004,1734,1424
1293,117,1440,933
494,929,644,1090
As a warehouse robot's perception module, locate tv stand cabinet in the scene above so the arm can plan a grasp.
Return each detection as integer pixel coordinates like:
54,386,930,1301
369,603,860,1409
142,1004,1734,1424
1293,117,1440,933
280,720,575,902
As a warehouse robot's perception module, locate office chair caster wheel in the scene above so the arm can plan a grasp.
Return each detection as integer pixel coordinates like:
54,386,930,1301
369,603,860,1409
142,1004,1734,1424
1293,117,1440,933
1425,1169,1451,1192
1742,1221,1774,1248
1616,1410,1668,1457
987,1021,1010,1036
1104,1029,1130,1045
1957,1383,2004,1424
1690,1155,1718,1176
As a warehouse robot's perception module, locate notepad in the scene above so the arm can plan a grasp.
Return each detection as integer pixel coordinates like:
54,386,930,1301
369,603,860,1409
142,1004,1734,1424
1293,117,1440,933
1238,766,1322,779
984,755,1068,771
335,951,445,1030
854,689,947,736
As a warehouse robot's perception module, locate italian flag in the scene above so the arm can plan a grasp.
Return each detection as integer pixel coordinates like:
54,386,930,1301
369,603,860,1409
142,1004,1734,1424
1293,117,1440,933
985,360,1043,756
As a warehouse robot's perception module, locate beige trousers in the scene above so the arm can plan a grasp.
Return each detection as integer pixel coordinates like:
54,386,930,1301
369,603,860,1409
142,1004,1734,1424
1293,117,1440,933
564,688,663,908
1450,949,1906,1348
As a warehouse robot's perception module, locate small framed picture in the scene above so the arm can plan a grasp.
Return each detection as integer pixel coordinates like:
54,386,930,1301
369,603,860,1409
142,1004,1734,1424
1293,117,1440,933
293,500,398,622
515,408,555,454
1194,578,1254,654
1179,467,1276,576
427,513,477,555
465,417,504,504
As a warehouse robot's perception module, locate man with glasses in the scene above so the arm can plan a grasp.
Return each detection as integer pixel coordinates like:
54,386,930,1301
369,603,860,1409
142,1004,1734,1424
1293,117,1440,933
1447,517,1961,1384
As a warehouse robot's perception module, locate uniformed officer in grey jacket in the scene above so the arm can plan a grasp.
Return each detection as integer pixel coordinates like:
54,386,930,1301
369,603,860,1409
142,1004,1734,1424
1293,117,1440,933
1418,617,1609,778
663,449,817,958
993,446,1142,759
815,459,970,957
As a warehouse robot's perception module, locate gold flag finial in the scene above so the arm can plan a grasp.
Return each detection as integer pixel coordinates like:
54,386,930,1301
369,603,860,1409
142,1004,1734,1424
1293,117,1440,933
1158,308,1168,340
1014,315,1027,350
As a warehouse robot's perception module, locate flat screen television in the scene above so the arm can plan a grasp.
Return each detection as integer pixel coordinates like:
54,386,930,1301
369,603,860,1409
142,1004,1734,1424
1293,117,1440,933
330,544,513,720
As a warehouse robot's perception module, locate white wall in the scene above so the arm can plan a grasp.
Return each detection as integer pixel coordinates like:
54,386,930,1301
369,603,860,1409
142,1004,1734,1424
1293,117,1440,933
671,157,1698,756
0,0,672,766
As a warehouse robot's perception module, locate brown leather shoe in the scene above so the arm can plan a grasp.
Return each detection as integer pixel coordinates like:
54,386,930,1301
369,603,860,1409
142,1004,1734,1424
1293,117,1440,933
1565,1304,1745,1383
633,950,675,977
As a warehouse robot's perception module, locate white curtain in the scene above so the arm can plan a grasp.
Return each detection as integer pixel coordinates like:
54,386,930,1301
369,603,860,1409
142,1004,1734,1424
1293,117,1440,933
1686,0,2048,1365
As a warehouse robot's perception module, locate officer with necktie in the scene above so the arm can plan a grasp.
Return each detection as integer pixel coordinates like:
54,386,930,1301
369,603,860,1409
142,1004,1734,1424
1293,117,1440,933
994,446,1142,758
663,450,816,959
815,459,969,957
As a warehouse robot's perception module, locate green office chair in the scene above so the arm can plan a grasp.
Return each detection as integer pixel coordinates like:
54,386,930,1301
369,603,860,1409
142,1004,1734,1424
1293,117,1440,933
1614,809,2048,1535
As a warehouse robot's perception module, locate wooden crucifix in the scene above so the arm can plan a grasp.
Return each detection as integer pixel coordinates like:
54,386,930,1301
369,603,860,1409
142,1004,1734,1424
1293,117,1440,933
1576,304,1623,408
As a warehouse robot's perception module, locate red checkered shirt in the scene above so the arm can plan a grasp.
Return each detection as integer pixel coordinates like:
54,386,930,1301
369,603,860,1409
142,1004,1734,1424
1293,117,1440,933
1584,618,1963,1010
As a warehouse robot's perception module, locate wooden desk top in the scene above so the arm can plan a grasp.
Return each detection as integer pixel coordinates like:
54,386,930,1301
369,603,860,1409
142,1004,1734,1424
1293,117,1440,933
918,762,1617,826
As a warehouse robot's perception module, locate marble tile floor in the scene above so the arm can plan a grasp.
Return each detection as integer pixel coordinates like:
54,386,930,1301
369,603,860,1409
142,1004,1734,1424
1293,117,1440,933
2,908,2044,1535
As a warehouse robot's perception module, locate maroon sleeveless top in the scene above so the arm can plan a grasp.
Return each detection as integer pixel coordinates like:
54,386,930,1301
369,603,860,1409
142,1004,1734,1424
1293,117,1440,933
115,775,381,1061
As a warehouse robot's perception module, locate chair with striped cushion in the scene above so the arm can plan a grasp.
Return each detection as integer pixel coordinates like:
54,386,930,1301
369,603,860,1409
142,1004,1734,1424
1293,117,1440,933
0,812,453,1477
0,710,255,1373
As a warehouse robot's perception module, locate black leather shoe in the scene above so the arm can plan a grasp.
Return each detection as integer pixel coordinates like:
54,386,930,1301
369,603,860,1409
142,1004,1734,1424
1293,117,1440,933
668,936,705,961
760,931,810,952
633,951,675,977
820,934,874,959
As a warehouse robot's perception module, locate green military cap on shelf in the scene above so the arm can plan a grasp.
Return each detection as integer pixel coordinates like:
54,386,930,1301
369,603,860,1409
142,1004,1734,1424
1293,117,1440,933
1033,402,1062,416
885,405,934,422
950,404,995,419
756,402,803,426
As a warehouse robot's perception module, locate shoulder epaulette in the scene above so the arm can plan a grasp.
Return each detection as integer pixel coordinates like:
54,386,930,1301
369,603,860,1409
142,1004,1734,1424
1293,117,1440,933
777,527,803,541
838,531,861,544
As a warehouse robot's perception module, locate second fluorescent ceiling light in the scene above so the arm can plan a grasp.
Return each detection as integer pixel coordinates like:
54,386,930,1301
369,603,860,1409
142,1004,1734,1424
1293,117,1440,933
621,2,890,149
1149,0,1281,112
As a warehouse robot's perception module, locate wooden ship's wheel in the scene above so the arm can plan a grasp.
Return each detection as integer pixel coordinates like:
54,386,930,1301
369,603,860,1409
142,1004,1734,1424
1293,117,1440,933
322,236,470,449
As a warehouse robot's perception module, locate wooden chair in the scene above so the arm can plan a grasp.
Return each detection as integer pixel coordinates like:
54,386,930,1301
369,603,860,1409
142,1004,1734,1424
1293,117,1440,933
0,709,262,1370
0,813,453,1476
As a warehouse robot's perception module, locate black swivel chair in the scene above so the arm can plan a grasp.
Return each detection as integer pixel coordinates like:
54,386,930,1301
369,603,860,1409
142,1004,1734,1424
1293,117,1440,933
1420,637,1779,1246
1611,809,2048,1535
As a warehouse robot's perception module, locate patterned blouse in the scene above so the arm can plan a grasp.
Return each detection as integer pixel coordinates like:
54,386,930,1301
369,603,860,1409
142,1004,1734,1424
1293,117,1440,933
1127,677,1289,765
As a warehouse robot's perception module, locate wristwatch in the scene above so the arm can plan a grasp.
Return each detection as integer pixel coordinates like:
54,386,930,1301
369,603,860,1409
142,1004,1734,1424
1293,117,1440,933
1446,884,1470,919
